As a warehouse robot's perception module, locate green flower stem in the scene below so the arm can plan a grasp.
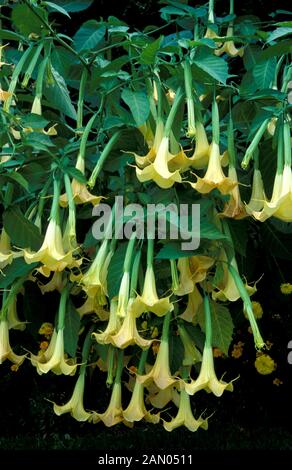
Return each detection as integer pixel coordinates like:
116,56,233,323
181,365,190,381
146,78,157,121
146,237,154,267
272,55,285,89
77,112,98,165
3,45,34,112
229,0,234,16
212,97,220,145
203,294,212,348
184,60,196,136
241,119,269,169
0,276,26,321
276,124,284,174
154,74,163,120
21,43,44,88
34,54,49,100
64,173,77,245
123,233,136,273
35,177,52,231
77,69,88,130
163,87,184,137
130,249,141,298
50,176,61,223
161,311,172,342
281,65,292,93
228,263,265,350
57,285,69,331
106,345,116,386
3,182,14,208
114,349,124,385
88,131,122,189
170,259,179,291
137,348,149,375
227,113,236,168
208,0,215,23
283,120,291,166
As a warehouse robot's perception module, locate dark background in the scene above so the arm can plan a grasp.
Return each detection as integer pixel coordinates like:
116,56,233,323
1,0,292,456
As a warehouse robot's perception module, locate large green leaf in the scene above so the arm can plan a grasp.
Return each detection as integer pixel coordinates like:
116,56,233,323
73,20,106,52
53,0,94,12
193,47,230,84
267,27,292,43
198,301,234,355
11,4,49,36
107,242,128,300
43,67,77,119
0,258,38,288
0,29,24,41
252,57,277,89
121,89,150,126
140,36,163,65
64,300,81,357
3,207,43,251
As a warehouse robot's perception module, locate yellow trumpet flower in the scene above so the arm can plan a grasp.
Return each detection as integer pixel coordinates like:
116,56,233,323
148,384,180,409
0,228,19,269
212,251,256,302
0,320,26,365
179,286,203,323
31,328,77,376
92,299,120,344
137,314,176,390
221,166,247,219
184,343,234,396
123,379,160,424
131,120,164,168
136,136,182,188
59,156,102,207
24,218,78,272
163,389,209,432
77,296,109,320
38,271,65,295
93,382,125,427
110,299,153,349
131,265,173,317
190,255,214,283
189,141,237,195
245,168,267,215
215,26,244,57
7,296,26,331
81,240,111,304
53,369,91,421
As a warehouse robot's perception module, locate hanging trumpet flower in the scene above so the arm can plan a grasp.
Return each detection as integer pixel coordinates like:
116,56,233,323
31,287,78,375
53,329,93,421
215,0,244,57
131,238,173,317
189,99,236,195
137,311,177,390
221,114,247,219
135,86,183,188
123,349,160,423
253,120,292,222
111,250,153,348
23,176,80,274
183,295,235,396
59,114,103,207
0,281,27,365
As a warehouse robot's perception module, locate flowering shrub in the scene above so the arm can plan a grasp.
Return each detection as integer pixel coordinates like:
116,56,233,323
0,0,291,432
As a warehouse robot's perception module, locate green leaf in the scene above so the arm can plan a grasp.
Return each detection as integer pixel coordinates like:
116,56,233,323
53,0,94,12
73,20,106,52
0,258,38,288
253,57,277,89
258,39,292,60
193,47,230,84
0,29,24,41
260,221,292,260
227,219,248,257
169,333,185,374
11,4,49,37
6,171,29,191
107,242,128,300
43,67,77,119
267,27,292,43
198,301,234,355
44,1,71,17
66,167,87,183
3,207,43,251
64,300,81,357
140,36,163,64
121,89,150,126
156,242,198,260
200,219,227,240
21,113,50,129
